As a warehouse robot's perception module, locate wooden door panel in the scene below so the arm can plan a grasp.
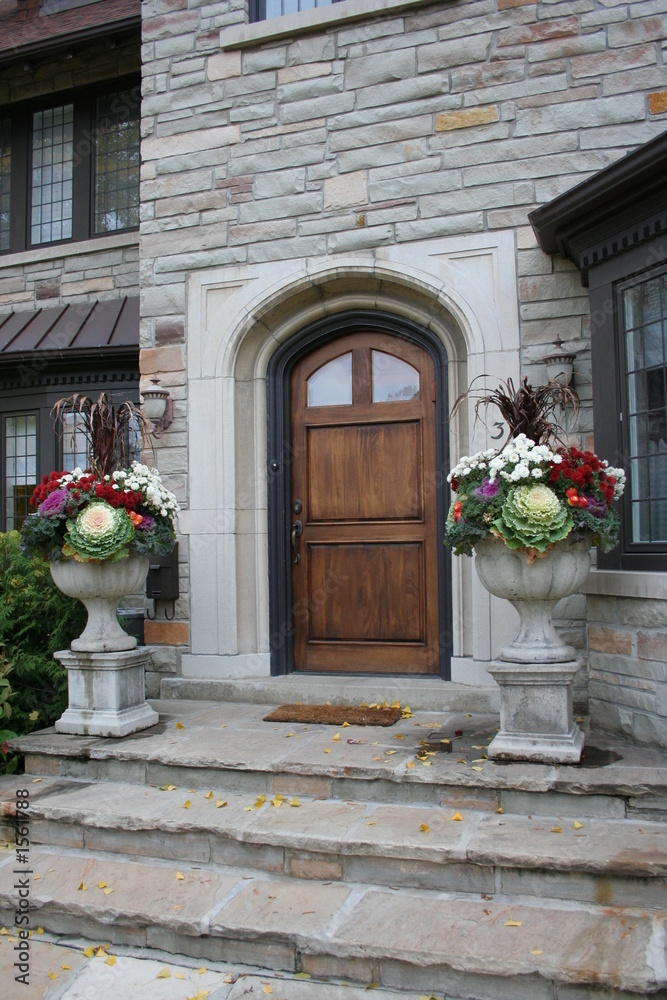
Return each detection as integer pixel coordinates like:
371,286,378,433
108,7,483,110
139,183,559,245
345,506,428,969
308,542,423,642
307,422,422,522
290,330,440,675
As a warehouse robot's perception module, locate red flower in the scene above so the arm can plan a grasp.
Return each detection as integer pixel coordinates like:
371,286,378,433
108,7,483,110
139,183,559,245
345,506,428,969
452,501,463,522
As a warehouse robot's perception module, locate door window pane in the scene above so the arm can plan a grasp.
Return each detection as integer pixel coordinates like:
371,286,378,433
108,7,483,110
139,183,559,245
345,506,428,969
5,414,37,530
372,350,420,402
30,104,74,245
0,118,10,252
623,274,667,543
94,89,140,234
307,353,352,407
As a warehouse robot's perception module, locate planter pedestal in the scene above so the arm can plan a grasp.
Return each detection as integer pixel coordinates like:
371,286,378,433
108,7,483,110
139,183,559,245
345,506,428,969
486,659,584,764
54,647,159,738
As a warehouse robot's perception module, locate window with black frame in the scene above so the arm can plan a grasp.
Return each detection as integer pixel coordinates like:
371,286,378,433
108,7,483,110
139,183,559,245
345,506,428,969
249,0,343,22
619,269,667,548
0,79,140,255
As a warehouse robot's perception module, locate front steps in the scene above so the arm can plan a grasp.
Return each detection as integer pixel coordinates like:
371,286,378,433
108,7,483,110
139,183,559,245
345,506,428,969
160,675,500,714
2,699,667,998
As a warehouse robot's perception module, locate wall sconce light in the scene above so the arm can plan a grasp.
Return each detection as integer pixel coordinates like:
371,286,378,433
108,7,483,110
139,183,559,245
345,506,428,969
141,378,173,438
543,336,576,387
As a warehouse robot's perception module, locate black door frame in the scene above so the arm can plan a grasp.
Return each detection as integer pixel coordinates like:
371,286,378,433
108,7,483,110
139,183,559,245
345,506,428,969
266,310,452,678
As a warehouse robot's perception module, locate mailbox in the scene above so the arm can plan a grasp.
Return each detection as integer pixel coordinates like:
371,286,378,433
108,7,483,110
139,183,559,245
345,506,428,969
145,543,179,618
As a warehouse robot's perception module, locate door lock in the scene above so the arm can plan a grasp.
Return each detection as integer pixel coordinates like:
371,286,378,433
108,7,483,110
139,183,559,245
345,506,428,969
291,519,303,564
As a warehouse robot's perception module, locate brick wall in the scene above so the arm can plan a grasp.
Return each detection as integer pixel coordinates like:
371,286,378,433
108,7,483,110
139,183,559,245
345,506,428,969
588,596,667,748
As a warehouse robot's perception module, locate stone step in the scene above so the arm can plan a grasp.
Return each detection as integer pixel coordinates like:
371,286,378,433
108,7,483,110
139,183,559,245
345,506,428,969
160,676,500,714
1,777,665,910
11,701,667,821
0,847,664,998
0,930,417,1000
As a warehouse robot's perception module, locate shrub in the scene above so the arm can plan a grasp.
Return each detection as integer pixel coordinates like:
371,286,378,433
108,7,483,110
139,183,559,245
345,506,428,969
0,532,87,738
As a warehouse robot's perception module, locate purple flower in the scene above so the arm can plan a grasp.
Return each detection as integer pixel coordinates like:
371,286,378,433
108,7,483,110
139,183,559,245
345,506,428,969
39,489,71,517
135,514,155,532
474,478,499,501
584,495,607,518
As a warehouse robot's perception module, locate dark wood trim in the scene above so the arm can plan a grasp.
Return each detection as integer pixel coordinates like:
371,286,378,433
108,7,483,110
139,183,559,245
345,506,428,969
529,131,667,287
266,310,452,679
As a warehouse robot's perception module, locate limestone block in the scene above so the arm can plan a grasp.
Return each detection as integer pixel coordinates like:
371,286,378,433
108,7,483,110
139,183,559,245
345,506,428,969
323,171,367,210
418,33,492,72
208,48,241,79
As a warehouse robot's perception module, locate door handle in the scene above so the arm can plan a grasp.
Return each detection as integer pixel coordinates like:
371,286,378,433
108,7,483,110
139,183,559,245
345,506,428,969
291,519,303,564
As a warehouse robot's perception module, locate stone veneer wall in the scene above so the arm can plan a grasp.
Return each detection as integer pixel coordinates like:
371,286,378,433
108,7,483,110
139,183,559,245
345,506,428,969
586,587,667,748
139,0,667,685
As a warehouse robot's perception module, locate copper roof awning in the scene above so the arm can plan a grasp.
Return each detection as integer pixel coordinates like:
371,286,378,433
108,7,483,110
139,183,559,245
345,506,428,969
0,296,139,358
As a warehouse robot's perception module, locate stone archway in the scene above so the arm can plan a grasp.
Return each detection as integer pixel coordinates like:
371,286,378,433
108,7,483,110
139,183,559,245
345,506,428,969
179,235,520,684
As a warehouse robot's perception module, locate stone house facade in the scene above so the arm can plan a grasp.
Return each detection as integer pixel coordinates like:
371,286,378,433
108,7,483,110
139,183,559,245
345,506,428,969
1,0,666,744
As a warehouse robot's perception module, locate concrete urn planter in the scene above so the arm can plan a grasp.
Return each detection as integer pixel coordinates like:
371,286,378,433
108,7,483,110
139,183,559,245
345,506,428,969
474,536,592,764
50,556,158,737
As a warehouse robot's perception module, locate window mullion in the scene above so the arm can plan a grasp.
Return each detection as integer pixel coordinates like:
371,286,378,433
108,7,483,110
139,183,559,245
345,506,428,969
72,97,92,242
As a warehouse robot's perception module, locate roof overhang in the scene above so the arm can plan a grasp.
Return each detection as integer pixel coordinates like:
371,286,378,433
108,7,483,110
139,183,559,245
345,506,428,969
529,130,667,286
0,297,139,359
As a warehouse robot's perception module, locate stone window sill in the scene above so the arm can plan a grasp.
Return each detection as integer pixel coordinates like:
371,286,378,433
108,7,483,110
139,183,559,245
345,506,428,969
0,231,139,271
221,0,436,50
581,569,667,600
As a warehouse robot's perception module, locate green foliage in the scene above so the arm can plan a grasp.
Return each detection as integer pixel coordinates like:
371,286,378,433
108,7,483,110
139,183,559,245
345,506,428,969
0,656,18,775
493,485,574,552
0,532,87,739
63,502,134,562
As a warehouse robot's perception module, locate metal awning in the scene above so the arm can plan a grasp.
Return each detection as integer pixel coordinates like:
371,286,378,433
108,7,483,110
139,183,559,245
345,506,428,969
0,297,139,357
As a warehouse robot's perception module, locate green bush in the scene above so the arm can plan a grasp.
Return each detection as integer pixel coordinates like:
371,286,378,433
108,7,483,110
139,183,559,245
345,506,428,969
0,532,86,738
0,656,18,775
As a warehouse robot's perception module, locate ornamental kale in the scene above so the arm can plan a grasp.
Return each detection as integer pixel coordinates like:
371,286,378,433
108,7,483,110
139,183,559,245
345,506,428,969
445,434,625,558
20,462,180,563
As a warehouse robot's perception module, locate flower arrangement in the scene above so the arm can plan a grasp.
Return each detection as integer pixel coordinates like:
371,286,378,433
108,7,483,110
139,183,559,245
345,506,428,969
20,463,180,563
445,435,625,557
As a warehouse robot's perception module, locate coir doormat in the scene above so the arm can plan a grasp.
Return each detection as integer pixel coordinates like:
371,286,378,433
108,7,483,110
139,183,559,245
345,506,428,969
263,704,402,726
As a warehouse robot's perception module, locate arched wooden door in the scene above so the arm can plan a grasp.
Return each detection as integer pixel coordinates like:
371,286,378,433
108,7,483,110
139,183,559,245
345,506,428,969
289,331,440,673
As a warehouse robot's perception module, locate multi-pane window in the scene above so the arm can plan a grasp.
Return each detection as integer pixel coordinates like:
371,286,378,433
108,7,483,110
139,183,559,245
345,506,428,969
94,91,140,235
5,414,37,531
61,413,89,472
0,78,140,255
31,104,74,246
622,273,667,544
0,119,10,253
250,0,341,21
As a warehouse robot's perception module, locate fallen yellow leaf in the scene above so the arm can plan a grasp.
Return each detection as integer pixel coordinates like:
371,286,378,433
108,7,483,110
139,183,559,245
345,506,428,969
471,766,484,772
342,721,350,727
105,955,116,966
175,722,184,730
61,963,71,970
496,807,504,814
394,734,404,740
182,800,192,809
385,750,397,756
406,761,415,769
421,759,432,766
156,968,171,979
271,797,283,808
254,795,266,808
83,946,95,958
98,882,108,889
216,800,227,808
551,827,562,833
47,972,58,980
160,784,177,791
78,882,87,891
37,927,44,935
365,985,378,992
176,872,185,880
324,748,331,753
32,778,42,782
361,702,368,708
451,811,463,821
263,987,273,995
175,972,186,980
294,972,311,979
505,919,522,927
332,733,341,742
103,888,114,895
28,710,39,721
290,797,300,807
531,949,543,956
274,792,286,802
573,820,583,830
419,823,429,834
223,973,236,983
194,966,207,975
205,791,213,799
